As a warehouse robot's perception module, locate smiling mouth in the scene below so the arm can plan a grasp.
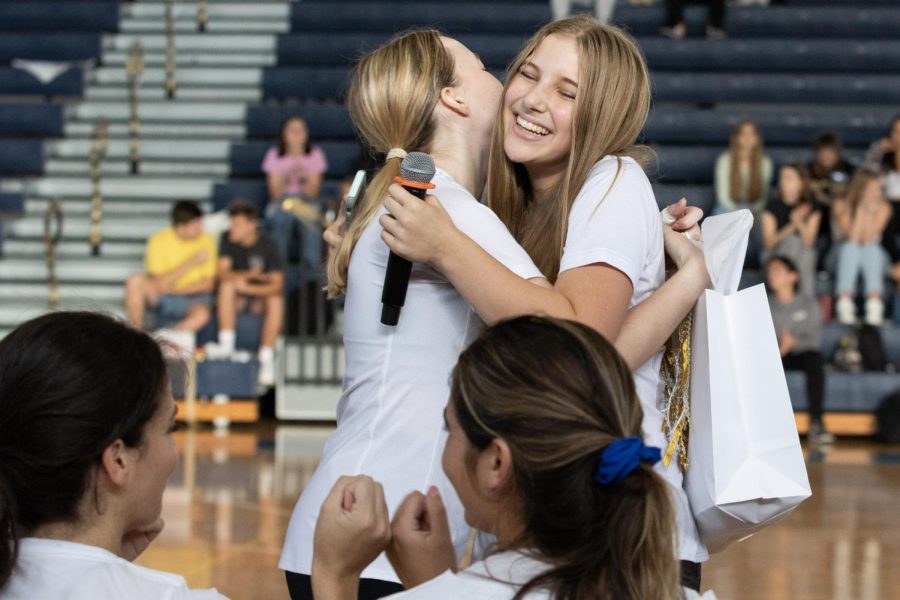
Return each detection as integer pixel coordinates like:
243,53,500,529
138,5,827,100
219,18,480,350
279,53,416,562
515,114,550,136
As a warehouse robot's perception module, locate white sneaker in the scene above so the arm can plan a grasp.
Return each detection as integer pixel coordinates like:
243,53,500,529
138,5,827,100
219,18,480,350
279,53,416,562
836,297,857,325
258,353,275,387
865,297,884,326
155,328,196,353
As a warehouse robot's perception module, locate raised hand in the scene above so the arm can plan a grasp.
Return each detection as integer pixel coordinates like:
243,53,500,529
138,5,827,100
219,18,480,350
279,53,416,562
386,486,457,589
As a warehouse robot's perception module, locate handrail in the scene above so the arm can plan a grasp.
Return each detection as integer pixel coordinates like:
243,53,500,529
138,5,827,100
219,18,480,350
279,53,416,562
43,198,63,311
126,41,144,174
164,0,176,99
197,0,208,32
88,119,108,256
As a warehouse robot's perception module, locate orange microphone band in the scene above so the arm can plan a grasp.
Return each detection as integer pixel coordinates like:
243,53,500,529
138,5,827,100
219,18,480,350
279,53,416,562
394,176,435,190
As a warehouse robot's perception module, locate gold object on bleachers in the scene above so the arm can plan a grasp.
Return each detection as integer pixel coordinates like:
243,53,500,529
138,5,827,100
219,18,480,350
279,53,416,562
43,198,63,311
164,0,177,100
660,312,692,471
281,196,332,227
88,119,108,256
197,0,208,32
126,41,144,175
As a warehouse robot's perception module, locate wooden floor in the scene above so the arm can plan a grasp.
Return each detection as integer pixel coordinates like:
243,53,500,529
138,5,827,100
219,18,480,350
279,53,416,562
138,424,900,600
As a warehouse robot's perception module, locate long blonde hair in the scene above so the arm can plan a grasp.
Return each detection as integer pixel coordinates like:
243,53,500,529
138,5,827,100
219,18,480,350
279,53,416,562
728,120,764,204
487,16,652,281
326,29,456,297
452,316,679,600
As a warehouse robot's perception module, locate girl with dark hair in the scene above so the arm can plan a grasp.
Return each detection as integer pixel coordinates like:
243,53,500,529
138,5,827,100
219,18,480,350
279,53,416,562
262,116,329,265
761,163,823,298
312,317,709,599
0,312,227,600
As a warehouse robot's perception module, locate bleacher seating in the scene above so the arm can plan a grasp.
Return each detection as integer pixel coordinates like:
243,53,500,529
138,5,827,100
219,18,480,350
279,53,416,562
0,0,890,427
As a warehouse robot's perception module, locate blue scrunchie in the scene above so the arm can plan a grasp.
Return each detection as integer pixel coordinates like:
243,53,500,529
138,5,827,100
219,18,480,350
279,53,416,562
593,436,662,485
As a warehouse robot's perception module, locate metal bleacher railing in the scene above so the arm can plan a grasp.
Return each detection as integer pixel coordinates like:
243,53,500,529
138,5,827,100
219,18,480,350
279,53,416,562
126,41,143,174
197,0,208,33
88,119,108,256
43,199,63,311
164,0,176,100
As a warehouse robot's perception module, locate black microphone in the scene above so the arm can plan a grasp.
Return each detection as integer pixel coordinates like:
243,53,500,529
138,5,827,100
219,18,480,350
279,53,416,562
381,152,436,326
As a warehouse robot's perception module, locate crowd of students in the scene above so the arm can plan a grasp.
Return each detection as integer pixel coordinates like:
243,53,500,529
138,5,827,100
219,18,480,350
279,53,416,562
708,115,900,444
714,116,900,326
123,199,284,387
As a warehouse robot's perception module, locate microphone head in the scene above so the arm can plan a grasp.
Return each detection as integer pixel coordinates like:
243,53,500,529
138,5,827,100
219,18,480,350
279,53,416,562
399,152,436,184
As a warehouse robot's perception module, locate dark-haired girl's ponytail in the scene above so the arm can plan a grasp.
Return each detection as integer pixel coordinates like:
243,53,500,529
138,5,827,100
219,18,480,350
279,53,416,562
0,473,19,590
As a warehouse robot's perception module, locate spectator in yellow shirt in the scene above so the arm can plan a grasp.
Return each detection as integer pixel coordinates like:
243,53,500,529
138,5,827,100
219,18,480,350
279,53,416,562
125,201,217,347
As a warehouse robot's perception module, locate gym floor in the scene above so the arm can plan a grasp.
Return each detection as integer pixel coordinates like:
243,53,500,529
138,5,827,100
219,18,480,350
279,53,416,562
138,424,900,599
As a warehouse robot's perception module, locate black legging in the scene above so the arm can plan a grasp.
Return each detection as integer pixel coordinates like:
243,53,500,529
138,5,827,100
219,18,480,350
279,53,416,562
665,0,726,29
681,560,702,592
285,571,403,600
782,351,826,424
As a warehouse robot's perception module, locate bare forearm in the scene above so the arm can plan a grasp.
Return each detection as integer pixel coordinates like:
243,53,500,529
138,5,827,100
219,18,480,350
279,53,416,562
150,263,196,294
242,281,283,297
614,259,708,370
173,278,214,295
437,231,576,325
311,569,359,600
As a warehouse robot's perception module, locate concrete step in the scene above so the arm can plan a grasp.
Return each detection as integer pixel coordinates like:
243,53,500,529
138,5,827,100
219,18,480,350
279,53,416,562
102,51,275,68
0,301,126,327
20,177,213,199
105,33,276,53
9,216,167,240
45,159,229,178
47,139,231,160
85,86,261,102
25,196,212,210
121,3,290,20
119,19,289,34
65,121,245,139
68,101,246,122
3,238,145,259
0,257,139,283
25,198,184,218
0,282,125,302
90,67,262,86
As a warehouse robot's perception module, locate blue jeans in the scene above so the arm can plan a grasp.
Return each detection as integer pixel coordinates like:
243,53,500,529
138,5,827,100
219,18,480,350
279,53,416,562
836,242,886,296
157,293,212,327
265,201,322,266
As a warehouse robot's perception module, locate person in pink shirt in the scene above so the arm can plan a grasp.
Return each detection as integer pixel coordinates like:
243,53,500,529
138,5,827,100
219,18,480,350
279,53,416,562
261,116,329,265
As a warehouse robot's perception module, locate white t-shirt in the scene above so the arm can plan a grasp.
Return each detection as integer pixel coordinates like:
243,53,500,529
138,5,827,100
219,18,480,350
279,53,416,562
2,538,227,600
279,169,543,582
559,155,707,563
385,550,716,599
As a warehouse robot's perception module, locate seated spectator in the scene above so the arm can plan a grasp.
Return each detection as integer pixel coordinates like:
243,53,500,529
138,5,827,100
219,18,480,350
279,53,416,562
807,131,855,208
0,312,228,599
125,200,217,350
312,317,702,599
714,120,772,217
215,200,284,387
761,164,822,299
864,114,900,202
832,171,892,325
262,116,329,266
767,257,832,445
551,0,617,25
661,0,726,39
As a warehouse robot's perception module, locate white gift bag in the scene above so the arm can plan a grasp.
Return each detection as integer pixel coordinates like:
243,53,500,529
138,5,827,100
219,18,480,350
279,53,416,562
683,210,812,554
